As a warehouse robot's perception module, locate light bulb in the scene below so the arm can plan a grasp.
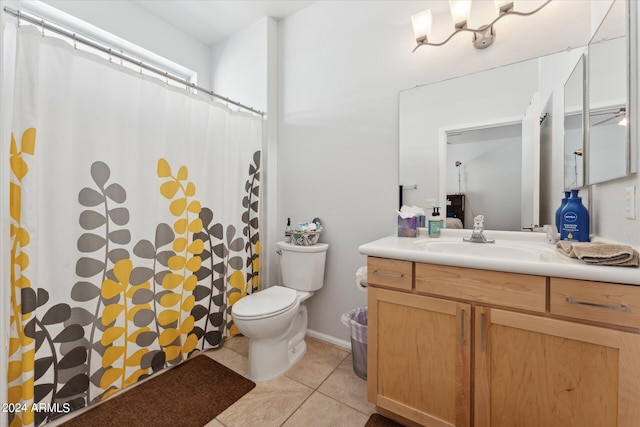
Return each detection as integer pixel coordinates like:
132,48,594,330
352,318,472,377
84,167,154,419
449,0,471,29
411,9,433,43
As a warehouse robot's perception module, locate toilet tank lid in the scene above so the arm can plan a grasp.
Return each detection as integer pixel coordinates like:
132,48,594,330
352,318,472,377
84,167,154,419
232,286,298,318
276,242,329,253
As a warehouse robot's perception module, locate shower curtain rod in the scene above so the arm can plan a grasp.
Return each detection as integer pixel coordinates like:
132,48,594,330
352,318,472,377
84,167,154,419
3,6,265,116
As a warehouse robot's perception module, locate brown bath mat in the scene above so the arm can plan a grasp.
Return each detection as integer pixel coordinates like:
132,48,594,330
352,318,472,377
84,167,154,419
60,355,255,427
365,413,406,427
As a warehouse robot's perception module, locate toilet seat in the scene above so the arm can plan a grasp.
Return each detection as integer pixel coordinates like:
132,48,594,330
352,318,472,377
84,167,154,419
232,286,298,320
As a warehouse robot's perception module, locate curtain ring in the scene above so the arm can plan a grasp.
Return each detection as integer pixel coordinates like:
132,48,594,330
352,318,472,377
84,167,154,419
165,72,169,85
41,19,45,37
73,33,77,49
16,10,21,27
108,48,112,63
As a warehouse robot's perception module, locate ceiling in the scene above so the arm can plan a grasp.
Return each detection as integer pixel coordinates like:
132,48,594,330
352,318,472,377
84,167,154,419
132,0,317,46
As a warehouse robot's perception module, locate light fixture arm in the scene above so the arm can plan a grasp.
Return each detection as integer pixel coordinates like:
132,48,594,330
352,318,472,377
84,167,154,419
412,0,552,52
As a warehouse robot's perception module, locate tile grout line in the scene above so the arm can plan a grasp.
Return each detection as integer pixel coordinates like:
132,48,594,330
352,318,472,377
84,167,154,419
217,337,364,426
278,350,353,426
314,388,373,417
314,351,375,417
277,389,316,426
315,350,351,390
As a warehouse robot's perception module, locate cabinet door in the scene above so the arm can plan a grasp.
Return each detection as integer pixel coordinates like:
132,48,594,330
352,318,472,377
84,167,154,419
474,307,640,427
368,287,471,427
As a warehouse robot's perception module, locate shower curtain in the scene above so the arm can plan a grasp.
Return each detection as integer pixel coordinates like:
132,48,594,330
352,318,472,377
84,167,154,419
7,26,261,426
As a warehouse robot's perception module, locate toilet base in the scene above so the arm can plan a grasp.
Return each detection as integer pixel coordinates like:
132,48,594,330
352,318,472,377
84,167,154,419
246,305,308,382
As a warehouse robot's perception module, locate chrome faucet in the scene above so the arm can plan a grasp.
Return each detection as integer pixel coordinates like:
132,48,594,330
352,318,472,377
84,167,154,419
463,215,495,243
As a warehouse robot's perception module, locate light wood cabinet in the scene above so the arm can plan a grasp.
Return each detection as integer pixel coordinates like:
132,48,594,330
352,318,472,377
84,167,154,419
367,258,640,427
368,287,471,427
415,263,546,313
550,278,640,329
368,257,413,291
474,307,640,427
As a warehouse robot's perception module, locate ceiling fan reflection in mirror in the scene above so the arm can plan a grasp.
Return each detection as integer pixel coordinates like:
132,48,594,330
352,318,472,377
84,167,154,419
592,107,627,126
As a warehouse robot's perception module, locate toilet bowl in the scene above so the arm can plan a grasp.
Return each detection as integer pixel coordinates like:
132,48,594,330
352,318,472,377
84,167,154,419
233,286,312,381
231,241,328,382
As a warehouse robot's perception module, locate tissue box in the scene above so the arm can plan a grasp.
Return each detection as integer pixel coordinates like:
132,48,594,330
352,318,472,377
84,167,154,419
397,216,418,238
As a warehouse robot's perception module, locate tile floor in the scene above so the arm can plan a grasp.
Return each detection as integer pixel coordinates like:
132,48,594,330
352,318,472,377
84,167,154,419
203,335,377,427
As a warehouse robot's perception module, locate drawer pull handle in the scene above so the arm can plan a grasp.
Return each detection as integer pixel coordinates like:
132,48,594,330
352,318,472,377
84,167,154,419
565,296,630,312
480,313,486,352
460,309,465,346
372,270,404,279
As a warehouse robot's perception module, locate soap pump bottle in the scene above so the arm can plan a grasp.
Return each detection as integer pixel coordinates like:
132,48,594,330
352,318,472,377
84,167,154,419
285,218,292,243
428,207,444,237
555,190,570,231
560,189,590,242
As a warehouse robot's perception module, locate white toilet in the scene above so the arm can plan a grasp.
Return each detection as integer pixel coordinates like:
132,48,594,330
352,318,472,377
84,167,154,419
231,241,329,382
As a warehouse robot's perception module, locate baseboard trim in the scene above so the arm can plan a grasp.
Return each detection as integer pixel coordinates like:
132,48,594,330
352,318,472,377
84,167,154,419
306,328,351,351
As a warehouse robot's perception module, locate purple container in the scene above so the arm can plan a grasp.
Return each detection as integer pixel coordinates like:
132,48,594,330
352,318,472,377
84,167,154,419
397,216,418,237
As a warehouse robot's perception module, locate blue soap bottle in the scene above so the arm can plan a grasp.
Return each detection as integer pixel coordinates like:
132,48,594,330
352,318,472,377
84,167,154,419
560,189,590,242
555,190,570,231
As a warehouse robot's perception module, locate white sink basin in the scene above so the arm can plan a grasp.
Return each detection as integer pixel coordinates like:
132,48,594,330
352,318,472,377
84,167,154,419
416,240,555,261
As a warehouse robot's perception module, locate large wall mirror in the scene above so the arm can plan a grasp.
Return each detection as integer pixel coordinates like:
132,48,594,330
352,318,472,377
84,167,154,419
587,0,633,184
399,0,636,232
400,49,584,231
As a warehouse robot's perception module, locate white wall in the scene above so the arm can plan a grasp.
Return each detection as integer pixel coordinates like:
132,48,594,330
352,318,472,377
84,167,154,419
211,18,270,113
210,18,279,287
278,0,591,342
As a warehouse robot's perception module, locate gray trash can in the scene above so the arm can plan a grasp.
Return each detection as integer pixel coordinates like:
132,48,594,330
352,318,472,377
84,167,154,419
341,307,367,380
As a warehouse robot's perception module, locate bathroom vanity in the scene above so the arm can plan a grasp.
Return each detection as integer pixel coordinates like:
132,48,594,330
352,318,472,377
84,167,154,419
359,231,640,427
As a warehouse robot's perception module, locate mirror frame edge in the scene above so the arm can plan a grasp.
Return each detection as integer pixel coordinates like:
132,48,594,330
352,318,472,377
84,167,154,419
586,0,636,185
565,53,588,190
628,0,638,174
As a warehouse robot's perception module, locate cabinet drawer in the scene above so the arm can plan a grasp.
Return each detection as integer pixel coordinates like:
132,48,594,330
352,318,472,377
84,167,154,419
415,264,546,312
550,278,640,329
367,257,413,291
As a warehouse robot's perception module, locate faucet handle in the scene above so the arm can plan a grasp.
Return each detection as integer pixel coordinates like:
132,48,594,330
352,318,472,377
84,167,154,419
473,215,485,227
543,224,559,244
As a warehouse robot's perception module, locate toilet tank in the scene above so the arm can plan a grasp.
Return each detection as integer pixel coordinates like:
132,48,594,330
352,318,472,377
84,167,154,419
276,241,329,291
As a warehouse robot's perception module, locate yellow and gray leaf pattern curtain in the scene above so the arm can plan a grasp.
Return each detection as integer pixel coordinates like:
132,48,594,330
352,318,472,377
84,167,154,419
6,26,261,426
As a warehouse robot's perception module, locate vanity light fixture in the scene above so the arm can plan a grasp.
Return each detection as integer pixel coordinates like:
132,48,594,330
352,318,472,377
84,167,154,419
411,0,552,52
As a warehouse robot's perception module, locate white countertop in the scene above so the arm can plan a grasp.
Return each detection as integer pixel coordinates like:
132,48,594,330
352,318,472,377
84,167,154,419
358,229,640,286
